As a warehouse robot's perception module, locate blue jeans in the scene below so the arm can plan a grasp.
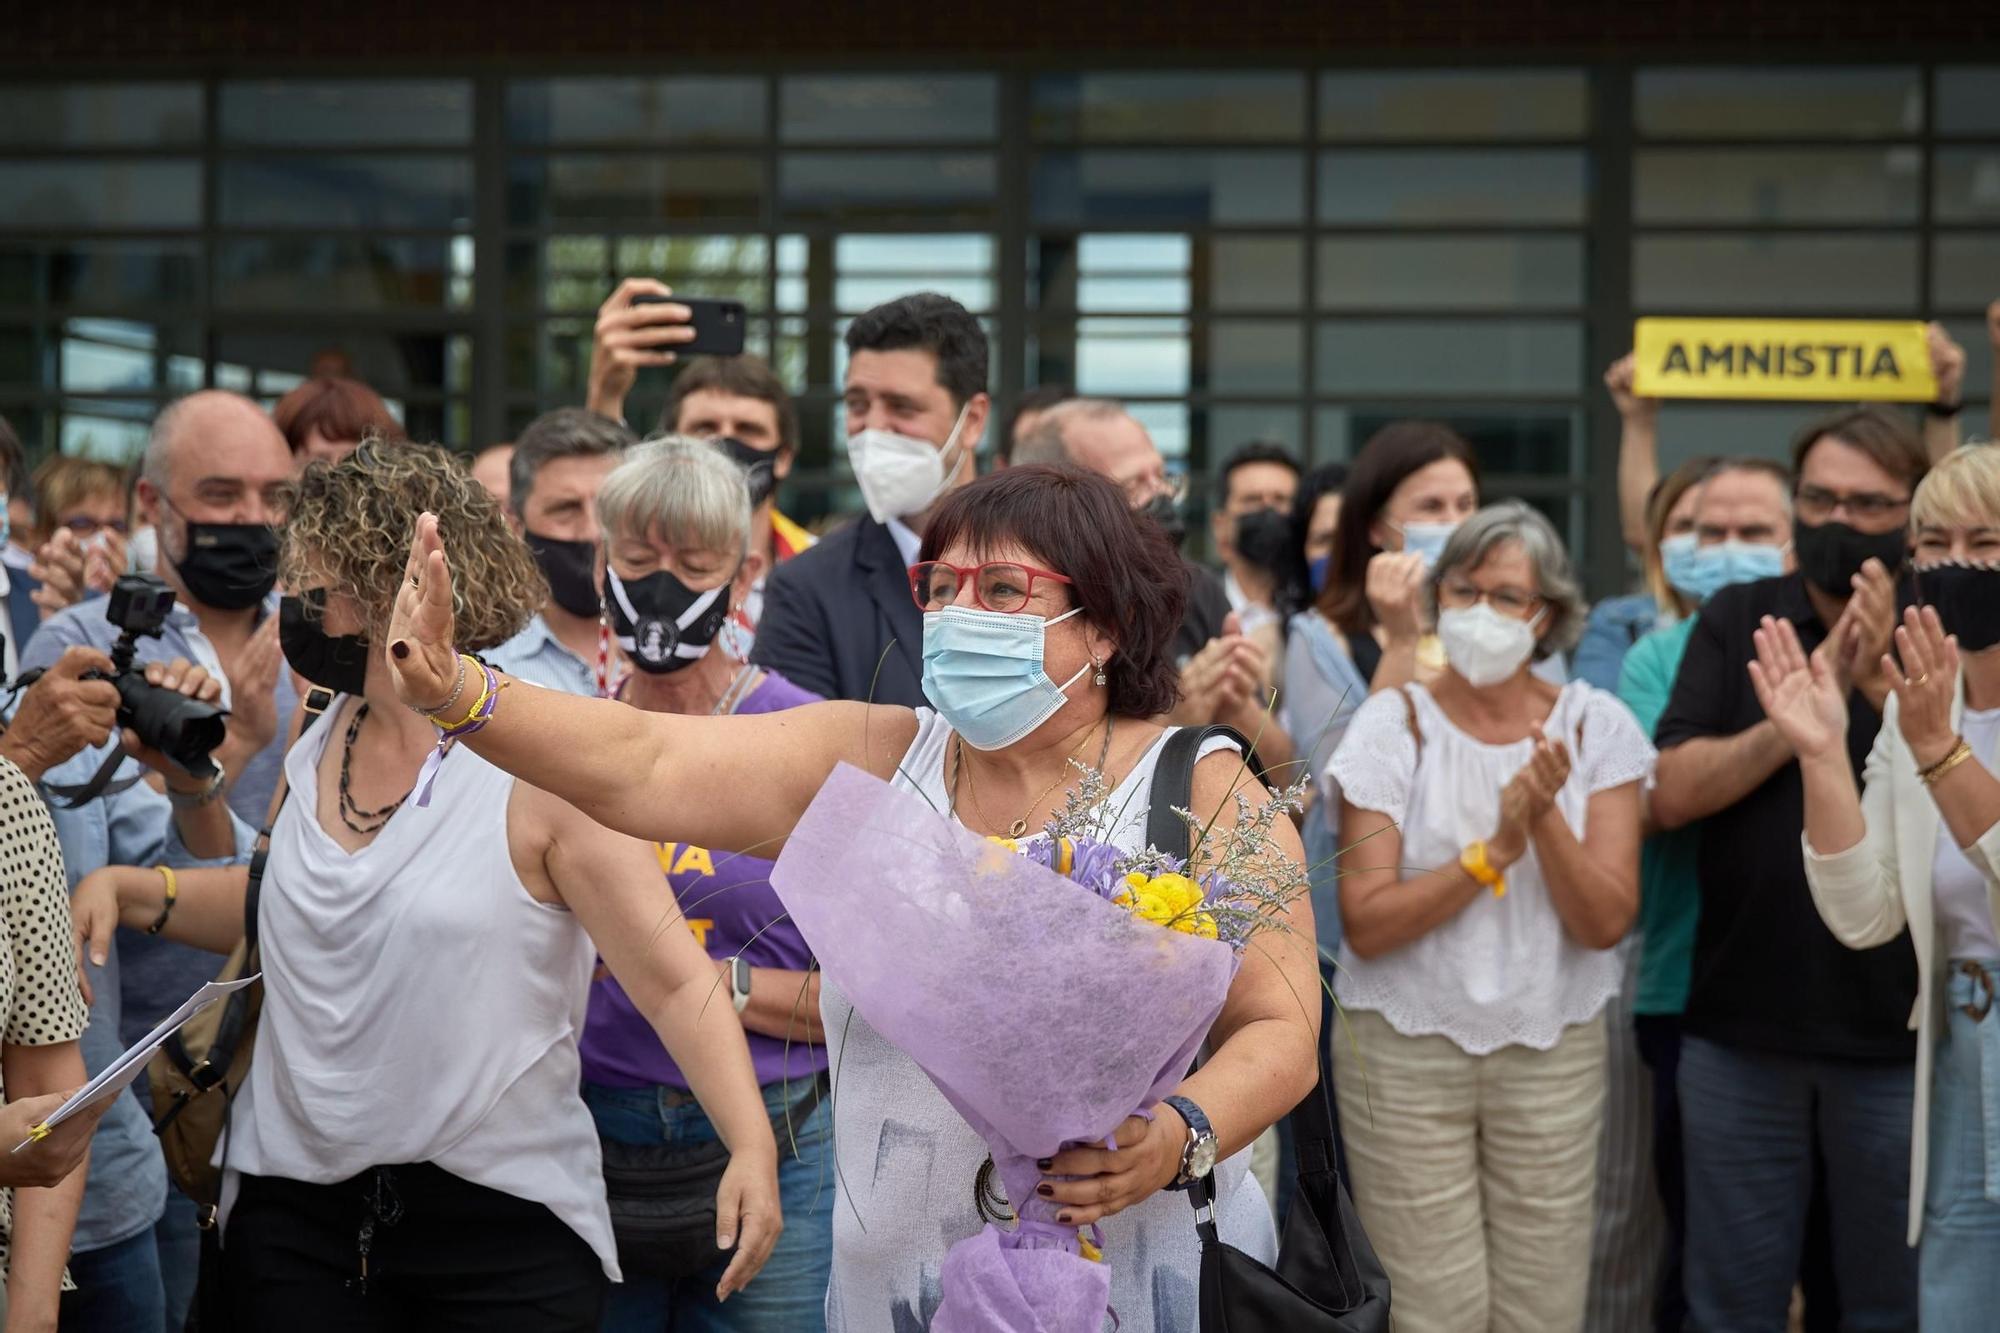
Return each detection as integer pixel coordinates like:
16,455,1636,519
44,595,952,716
584,1078,832,1333
157,1186,200,1330
1921,961,2000,1327
60,1227,167,1333
1679,1035,1916,1332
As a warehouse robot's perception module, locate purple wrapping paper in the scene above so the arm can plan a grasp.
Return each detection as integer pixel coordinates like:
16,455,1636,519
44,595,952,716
770,763,1239,1333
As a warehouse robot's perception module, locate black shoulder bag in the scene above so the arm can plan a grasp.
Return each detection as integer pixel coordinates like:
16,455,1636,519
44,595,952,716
1148,724,1394,1333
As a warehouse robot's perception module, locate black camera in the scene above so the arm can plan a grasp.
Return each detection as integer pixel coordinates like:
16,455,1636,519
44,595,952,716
92,574,229,779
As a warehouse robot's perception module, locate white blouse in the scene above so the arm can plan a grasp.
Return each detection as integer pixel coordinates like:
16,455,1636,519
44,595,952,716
1326,681,1654,1054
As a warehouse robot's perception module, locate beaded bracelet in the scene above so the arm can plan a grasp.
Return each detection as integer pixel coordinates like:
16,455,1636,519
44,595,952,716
414,657,507,808
412,653,470,722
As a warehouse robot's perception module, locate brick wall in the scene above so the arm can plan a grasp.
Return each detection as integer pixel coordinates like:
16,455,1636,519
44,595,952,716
7,0,1995,69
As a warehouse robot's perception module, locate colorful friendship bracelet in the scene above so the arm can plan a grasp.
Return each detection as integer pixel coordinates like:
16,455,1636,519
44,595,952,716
414,655,507,808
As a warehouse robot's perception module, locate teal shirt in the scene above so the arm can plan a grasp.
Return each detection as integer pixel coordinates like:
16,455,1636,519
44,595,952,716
1618,618,1700,1016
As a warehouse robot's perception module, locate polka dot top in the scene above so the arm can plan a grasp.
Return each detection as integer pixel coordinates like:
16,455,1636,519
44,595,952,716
0,757,88,1283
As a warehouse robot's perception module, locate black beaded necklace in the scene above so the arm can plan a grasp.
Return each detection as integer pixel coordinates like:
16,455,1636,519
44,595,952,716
338,703,410,835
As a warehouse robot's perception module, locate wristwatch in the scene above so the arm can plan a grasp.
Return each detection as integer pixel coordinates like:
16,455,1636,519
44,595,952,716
1163,1094,1219,1190
725,956,752,1015
165,762,226,811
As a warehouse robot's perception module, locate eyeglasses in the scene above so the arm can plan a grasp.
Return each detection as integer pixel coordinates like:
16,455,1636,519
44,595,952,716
1437,580,1543,621
1118,467,1189,509
61,516,130,537
1795,485,1910,525
909,561,1074,614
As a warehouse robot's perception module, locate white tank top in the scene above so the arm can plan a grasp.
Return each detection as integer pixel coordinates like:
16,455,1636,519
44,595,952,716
224,701,619,1279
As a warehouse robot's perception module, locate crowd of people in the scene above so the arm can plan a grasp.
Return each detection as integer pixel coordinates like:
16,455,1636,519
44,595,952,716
0,289,1989,1332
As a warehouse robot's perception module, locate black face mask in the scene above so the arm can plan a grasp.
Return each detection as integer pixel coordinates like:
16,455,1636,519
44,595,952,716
1793,517,1909,596
603,566,733,675
524,530,602,620
1232,508,1293,576
711,437,778,509
171,520,278,611
1917,562,2000,654
1137,493,1187,549
279,591,371,697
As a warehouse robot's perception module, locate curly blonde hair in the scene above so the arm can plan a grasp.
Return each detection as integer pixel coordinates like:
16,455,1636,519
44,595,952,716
279,436,547,652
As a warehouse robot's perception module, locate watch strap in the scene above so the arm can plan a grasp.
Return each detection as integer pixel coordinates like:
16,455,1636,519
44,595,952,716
729,956,751,1015
1162,1094,1214,1189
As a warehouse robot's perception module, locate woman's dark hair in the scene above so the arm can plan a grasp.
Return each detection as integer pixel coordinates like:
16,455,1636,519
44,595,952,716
1275,461,1348,618
920,465,1184,719
1319,421,1481,637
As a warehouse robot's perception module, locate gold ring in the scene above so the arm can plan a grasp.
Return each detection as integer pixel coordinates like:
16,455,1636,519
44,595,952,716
408,574,420,590
1912,673,1930,688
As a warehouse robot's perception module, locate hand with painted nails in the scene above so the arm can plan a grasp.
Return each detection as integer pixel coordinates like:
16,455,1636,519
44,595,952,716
1034,1107,1186,1228
1885,604,1961,770
386,512,462,713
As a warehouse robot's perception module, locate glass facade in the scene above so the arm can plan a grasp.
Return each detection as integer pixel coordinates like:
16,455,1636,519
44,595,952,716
1,65,1994,586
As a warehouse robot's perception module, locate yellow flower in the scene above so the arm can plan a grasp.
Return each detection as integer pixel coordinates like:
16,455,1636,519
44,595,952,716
1190,912,1219,940
986,836,1022,854
1147,872,1205,916
1078,1233,1104,1263
1131,890,1174,924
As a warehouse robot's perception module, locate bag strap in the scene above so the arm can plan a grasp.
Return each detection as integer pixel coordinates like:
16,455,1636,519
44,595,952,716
1145,724,1252,863
243,686,334,954
1344,628,1383,685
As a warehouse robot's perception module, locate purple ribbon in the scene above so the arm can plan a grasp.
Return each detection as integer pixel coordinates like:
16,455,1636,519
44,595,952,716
415,659,500,808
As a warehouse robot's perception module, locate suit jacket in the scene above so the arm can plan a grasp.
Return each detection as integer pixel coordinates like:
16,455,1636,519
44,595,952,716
1803,684,2000,1247
751,515,926,707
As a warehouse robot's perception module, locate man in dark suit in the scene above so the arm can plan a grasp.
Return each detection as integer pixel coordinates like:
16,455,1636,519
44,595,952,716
752,293,989,705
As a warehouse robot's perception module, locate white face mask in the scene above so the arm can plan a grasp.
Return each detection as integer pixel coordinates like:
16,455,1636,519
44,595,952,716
845,402,971,524
1437,602,1544,688
1390,518,1460,570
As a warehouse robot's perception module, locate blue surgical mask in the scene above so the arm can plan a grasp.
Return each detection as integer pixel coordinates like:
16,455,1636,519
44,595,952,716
921,603,1089,751
1660,532,1703,600
1680,541,1788,603
1392,519,1459,570
1307,555,1330,594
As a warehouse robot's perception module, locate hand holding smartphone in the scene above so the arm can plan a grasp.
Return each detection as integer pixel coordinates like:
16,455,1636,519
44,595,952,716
631,294,746,358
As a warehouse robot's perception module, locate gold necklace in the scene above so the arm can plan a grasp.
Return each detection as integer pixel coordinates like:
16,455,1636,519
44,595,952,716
953,719,1112,839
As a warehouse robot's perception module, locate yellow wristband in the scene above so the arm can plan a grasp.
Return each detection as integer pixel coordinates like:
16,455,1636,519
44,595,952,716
427,656,492,731
1460,841,1508,899
146,865,179,936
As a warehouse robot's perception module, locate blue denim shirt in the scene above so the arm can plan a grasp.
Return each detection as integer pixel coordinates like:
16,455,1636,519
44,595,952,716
1573,593,1670,694
37,740,257,1252
487,612,596,698
24,594,293,1038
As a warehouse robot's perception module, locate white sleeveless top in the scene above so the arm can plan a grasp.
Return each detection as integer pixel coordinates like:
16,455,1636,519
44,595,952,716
822,708,1278,1333
223,701,619,1279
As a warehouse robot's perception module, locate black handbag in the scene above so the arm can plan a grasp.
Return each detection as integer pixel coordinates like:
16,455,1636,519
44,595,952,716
1147,726,1393,1332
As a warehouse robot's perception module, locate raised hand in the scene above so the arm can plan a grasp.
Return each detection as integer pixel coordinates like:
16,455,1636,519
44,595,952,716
28,528,89,618
585,278,695,421
222,617,282,759
386,513,460,712
1748,615,1849,761
1365,551,1428,644
1884,605,1960,770
1927,322,1967,407
1519,731,1572,816
1603,352,1660,425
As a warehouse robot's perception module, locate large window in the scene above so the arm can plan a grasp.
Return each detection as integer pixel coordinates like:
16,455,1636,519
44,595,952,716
1,65,1992,589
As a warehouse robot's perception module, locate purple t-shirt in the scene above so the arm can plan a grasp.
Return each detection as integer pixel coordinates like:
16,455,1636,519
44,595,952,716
579,670,829,1091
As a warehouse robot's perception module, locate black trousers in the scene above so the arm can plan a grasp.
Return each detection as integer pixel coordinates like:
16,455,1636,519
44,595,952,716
221,1162,606,1331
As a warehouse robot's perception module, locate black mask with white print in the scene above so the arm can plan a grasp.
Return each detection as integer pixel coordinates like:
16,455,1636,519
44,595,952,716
602,565,734,675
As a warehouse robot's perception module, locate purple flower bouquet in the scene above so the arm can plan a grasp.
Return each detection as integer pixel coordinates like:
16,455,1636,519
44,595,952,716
769,763,1242,1333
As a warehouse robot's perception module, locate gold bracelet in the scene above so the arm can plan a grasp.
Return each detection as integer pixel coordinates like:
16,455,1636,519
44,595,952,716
146,866,178,936
1920,739,1976,788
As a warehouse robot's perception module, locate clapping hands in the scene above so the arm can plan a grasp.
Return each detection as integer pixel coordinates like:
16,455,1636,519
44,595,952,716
1491,729,1570,866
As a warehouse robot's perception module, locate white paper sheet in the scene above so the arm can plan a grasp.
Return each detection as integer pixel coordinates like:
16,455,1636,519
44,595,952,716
11,975,260,1153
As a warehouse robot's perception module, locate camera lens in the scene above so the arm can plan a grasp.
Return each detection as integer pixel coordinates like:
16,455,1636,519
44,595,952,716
115,677,228,776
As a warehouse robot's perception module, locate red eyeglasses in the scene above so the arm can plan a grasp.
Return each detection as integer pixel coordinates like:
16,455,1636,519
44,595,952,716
908,561,1074,614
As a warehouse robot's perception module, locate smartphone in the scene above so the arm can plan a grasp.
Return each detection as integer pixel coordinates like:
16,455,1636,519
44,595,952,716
631,294,747,358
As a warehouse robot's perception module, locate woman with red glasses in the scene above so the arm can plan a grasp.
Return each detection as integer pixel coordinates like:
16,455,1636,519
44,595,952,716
382,462,1319,1333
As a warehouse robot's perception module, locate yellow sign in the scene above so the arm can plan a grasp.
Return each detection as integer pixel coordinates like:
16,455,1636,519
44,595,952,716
1632,318,1937,403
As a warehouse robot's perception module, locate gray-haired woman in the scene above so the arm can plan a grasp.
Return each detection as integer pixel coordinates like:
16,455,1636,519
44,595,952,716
1325,501,1653,1332
582,437,832,1333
